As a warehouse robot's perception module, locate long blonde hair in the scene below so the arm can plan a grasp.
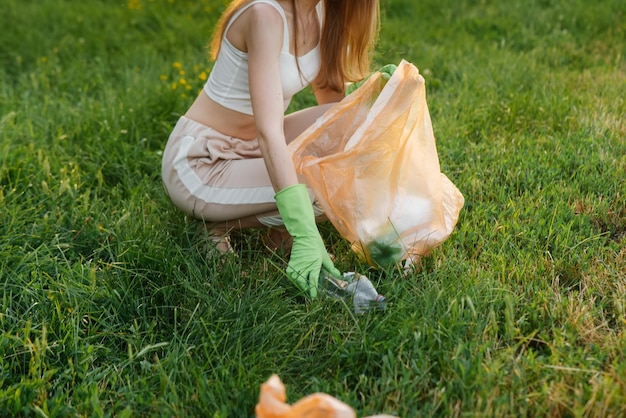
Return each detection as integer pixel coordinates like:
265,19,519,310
209,0,380,93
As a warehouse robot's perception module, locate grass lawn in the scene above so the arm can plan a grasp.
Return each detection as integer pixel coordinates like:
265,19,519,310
1,0,625,416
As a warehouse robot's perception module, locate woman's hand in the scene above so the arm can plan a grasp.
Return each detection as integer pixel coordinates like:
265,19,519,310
275,184,341,298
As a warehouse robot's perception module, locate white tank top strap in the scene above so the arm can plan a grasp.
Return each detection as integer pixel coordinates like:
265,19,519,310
224,0,290,53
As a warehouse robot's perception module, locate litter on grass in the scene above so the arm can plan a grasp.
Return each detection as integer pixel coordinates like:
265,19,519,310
255,374,399,418
320,272,386,314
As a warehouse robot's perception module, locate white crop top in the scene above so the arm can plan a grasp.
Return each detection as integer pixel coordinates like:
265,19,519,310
204,0,322,115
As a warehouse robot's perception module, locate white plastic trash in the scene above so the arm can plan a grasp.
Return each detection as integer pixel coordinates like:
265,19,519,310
321,272,386,314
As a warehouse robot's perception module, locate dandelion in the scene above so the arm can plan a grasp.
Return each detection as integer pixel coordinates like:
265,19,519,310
172,62,182,69
128,0,142,10
198,71,207,81
160,75,168,81
41,56,47,63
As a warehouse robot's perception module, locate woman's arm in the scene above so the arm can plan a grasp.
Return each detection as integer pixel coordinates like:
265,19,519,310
244,4,342,297
246,4,297,192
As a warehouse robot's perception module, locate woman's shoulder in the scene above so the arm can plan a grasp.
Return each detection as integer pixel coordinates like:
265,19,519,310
236,0,286,23
226,1,286,52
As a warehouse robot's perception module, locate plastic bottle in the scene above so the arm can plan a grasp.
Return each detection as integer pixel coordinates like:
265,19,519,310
320,271,386,314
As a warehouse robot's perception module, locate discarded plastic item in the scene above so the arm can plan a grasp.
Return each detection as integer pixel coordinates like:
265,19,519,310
402,254,421,277
289,60,464,269
255,374,398,418
321,272,386,314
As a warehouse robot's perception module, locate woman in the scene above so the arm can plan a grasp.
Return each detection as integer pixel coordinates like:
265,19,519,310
161,0,380,298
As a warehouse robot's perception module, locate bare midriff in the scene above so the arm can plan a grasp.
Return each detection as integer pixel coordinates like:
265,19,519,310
184,91,258,140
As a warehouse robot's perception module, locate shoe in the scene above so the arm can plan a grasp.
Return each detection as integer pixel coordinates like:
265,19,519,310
207,233,233,254
263,227,293,256
194,219,234,257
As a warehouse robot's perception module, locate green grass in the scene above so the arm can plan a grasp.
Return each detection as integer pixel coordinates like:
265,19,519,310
1,0,625,416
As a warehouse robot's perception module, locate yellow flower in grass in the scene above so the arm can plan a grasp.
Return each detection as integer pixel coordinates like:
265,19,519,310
162,61,211,97
128,0,142,10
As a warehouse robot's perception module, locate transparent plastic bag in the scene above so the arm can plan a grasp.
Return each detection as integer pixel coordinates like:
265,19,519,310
289,60,464,269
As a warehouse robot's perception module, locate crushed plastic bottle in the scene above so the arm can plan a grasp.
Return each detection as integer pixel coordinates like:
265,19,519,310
321,271,386,314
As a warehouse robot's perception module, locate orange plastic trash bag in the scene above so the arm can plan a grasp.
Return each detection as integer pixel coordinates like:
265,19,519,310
289,60,464,269
255,374,398,418
255,375,355,418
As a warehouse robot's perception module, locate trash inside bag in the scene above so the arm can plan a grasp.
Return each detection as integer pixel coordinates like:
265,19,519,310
320,272,386,314
255,374,398,418
289,60,464,269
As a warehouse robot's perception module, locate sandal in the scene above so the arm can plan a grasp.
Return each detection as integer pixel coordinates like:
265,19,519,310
263,227,293,256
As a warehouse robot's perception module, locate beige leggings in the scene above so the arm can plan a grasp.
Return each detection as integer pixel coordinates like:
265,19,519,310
161,104,333,230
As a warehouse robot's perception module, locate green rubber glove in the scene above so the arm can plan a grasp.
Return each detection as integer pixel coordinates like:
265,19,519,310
274,184,341,298
345,63,397,96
